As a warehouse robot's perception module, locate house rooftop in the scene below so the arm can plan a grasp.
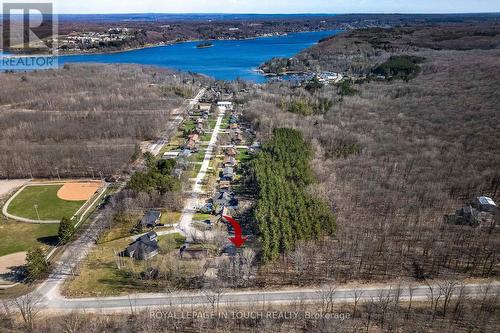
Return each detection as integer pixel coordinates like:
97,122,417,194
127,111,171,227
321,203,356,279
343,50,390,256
126,231,159,260
141,210,161,228
478,196,496,206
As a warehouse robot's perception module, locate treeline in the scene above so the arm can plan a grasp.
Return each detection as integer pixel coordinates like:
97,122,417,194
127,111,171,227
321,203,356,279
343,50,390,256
0,64,209,178
252,128,336,262
127,153,180,194
373,55,425,80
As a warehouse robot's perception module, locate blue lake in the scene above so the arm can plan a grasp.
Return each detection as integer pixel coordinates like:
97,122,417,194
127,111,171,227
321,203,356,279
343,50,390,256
58,30,342,82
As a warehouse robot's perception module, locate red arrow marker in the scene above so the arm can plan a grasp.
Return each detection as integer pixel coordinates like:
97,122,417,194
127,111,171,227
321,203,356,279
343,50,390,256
223,215,248,248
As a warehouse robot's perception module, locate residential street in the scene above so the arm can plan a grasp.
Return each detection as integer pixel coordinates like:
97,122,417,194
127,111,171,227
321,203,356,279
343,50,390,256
176,105,226,241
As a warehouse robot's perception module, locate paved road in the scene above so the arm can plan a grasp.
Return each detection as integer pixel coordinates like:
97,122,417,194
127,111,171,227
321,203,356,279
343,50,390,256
36,207,110,303
177,105,226,242
39,282,500,312
149,88,206,156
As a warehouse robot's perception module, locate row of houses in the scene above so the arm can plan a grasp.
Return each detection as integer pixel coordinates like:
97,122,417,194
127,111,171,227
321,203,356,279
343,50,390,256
163,103,213,179
228,112,244,145
208,105,241,215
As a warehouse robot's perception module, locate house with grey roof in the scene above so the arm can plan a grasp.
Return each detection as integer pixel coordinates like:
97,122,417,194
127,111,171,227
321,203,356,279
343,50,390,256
140,210,161,229
213,191,233,207
474,196,497,213
125,231,159,260
222,166,234,181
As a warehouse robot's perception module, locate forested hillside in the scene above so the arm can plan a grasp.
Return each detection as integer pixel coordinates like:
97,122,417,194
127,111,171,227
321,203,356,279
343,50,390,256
260,23,500,74
0,64,206,178
242,23,500,284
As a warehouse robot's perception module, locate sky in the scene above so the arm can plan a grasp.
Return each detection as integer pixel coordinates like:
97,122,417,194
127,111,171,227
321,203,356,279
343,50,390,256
56,0,500,14
2,0,500,14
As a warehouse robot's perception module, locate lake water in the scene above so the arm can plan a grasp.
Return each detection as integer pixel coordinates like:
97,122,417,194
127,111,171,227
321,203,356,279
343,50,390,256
58,30,342,82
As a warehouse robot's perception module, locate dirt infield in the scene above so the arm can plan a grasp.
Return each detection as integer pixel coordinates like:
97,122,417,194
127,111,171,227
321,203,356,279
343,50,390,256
57,182,102,201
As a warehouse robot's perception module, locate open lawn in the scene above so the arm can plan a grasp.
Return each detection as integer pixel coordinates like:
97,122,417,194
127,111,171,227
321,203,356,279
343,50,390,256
0,218,58,257
191,150,206,163
159,211,181,225
99,211,182,244
62,233,192,297
98,212,142,244
200,132,213,141
237,149,254,163
159,131,185,155
181,119,195,134
7,185,86,221
221,115,231,129
193,213,213,221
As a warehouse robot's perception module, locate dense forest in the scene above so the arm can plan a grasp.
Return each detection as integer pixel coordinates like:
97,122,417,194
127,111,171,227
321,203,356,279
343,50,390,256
251,128,336,262
240,23,500,284
0,64,207,178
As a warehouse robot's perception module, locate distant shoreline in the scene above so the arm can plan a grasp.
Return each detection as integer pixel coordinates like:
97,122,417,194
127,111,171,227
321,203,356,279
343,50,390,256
56,29,338,57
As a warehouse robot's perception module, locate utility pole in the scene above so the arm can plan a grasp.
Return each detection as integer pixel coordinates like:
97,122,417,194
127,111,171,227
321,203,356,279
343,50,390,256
34,204,40,222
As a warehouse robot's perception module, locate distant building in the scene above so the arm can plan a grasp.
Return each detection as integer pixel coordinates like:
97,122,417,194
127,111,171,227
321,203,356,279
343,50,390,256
163,151,179,160
180,247,208,260
125,231,159,260
172,168,183,179
188,133,199,142
178,149,191,159
140,210,161,229
198,103,212,111
229,115,239,124
217,101,233,109
474,196,497,213
223,156,237,167
444,196,498,228
213,191,233,207
219,180,231,190
231,133,243,144
225,147,237,157
222,166,234,181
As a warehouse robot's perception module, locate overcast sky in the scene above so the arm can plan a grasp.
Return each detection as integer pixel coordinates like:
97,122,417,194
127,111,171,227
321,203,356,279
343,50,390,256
48,1,500,14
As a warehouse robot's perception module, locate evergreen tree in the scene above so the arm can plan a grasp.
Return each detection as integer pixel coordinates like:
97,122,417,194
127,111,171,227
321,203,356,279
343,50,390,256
25,247,49,281
252,128,336,262
58,216,73,245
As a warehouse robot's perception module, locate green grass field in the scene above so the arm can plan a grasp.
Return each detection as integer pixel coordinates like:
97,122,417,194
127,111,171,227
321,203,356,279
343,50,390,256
62,233,190,297
7,185,86,221
0,217,59,257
